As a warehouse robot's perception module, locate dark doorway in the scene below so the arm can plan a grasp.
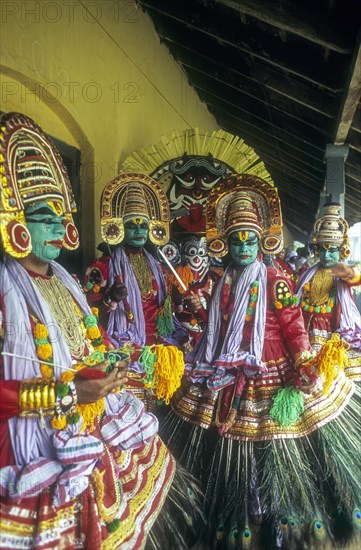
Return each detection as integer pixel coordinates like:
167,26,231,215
50,136,83,278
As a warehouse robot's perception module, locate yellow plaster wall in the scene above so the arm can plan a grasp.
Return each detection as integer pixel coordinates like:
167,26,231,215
0,0,218,262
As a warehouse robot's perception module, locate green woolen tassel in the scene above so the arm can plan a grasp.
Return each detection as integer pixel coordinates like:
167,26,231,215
269,386,304,426
138,346,157,385
155,295,175,337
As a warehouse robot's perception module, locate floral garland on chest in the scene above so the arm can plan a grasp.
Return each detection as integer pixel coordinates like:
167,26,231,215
32,307,110,431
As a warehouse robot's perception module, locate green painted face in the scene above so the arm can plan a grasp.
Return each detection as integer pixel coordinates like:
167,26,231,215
319,244,340,267
25,201,66,262
229,230,259,267
124,218,149,248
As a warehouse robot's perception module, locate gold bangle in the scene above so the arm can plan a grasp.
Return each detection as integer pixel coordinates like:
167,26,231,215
34,384,42,409
48,383,56,408
27,387,35,410
41,383,49,408
294,350,313,369
20,380,56,412
19,383,29,411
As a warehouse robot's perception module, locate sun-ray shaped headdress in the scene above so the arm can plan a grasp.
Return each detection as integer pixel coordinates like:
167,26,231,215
122,128,273,209
0,112,78,258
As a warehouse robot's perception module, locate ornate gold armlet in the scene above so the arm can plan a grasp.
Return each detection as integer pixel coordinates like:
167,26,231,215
19,379,56,414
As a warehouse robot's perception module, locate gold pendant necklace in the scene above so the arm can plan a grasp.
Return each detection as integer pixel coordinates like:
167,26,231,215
126,250,153,297
32,274,85,359
309,267,334,306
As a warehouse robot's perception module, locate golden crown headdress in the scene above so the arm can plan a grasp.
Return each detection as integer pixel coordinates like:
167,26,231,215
0,112,78,257
312,203,350,259
100,172,170,246
206,173,283,257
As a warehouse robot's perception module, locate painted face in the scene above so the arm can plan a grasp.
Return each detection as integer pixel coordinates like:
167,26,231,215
167,156,228,211
319,244,340,267
181,236,209,282
25,201,66,262
124,218,149,248
229,230,259,267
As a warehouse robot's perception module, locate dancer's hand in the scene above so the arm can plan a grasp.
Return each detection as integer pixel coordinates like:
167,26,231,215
328,263,355,280
108,281,128,302
186,291,202,312
75,360,127,403
297,371,322,396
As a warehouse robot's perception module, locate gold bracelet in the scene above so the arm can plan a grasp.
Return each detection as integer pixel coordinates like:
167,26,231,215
19,383,29,411
34,384,42,409
41,383,49,408
19,379,56,412
48,383,56,408
294,350,313,369
27,387,35,410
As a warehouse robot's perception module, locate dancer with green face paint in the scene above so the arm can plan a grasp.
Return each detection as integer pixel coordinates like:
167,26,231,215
0,113,204,550
84,172,188,411
228,230,259,266
24,201,67,262
159,175,361,550
295,203,361,381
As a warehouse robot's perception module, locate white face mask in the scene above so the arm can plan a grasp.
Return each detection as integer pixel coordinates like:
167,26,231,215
181,236,210,282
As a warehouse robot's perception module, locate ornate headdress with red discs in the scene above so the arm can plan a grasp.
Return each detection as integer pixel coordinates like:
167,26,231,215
0,112,79,258
206,173,283,257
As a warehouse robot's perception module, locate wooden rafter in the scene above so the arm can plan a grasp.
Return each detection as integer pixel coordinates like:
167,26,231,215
334,33,361,143
217,0,352,53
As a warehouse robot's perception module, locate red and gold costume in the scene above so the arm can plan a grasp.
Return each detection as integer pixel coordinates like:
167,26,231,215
295,204,361,381
0,113,203,550
84,173,188,411
159,175,361,550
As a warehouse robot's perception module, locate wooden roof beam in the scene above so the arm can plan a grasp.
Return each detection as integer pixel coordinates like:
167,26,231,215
334,33,361,143
161,35,337,118
144,4,343,92
195,88,327,155
210,109,325,173
217,0,352,54
187,67,332,135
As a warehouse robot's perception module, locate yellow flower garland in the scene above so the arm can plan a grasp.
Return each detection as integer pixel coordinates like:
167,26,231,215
37,343,53,360
33,312,109,432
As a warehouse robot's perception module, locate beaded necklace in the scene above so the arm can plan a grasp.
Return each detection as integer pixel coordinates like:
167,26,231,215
126,249,153,297
33,274,88,359
300,275,336,314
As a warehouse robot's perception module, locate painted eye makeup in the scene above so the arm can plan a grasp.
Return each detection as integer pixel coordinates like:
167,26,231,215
27,216,65,224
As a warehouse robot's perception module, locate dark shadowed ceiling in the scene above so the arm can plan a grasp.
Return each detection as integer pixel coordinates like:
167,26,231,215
138,0,361,239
